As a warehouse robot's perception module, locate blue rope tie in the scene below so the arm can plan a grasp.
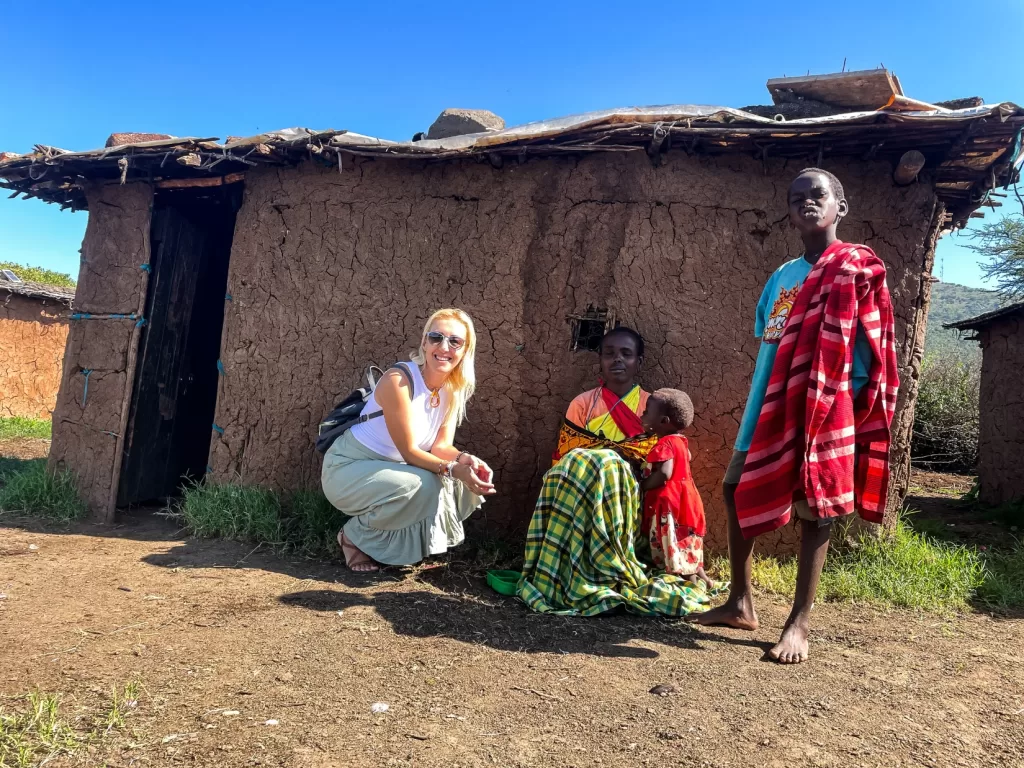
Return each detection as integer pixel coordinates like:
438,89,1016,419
217,359,225,376
70,312,140,322
139,263,151,273
212,424,224,435
225,293,233,302
135,317,147,328
206,465,214,474
81,369,93,406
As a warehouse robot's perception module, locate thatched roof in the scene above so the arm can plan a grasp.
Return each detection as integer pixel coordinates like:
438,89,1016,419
0,275,75,305
2,89,1022,231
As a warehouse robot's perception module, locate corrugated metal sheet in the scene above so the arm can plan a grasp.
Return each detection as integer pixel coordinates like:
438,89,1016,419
1,101,1021,229
0,277,76,304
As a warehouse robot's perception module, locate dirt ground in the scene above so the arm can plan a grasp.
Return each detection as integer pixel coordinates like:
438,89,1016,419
1,457,1023,767
0,437,49,460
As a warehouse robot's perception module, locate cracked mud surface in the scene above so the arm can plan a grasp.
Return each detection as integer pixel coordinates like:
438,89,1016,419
49,154,940,554
210,152,937,553
0,293,68,419
976,313,1024,505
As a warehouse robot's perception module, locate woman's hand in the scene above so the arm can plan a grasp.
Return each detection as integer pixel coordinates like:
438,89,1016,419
452,462,496,496
458,453,493,484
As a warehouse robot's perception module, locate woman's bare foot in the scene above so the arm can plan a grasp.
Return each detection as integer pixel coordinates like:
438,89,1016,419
690,597,759,630
338,531,380,573
768,622,809,663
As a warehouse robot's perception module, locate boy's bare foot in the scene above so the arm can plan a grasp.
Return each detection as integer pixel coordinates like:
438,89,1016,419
768,622,809,663
689,598,759,631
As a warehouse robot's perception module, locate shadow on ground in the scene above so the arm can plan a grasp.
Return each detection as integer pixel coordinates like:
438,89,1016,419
275,560,776,659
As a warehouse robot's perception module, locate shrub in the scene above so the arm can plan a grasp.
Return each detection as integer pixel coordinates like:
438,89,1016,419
0,463,87,523
912,354,980,473
0,261,76,288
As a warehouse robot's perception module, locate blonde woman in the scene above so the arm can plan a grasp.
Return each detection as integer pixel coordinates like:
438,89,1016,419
322,308,496,572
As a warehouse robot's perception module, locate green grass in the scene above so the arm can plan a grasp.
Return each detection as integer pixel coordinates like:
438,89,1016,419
101,681,141,735
180,481,348,558
0,682,141,767
0,457,43,481
0,418,51,441
0,692,82,768
976,545,1024,610
282,490,350,557
735,511,1024,614
0,462,87,523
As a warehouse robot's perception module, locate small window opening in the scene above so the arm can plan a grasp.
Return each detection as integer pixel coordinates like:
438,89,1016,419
568,306,610,352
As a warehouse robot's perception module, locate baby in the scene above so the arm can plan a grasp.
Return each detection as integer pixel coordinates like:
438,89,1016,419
640,388,711,589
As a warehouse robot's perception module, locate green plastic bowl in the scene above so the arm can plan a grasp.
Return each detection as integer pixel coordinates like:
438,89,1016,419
486,569,521,596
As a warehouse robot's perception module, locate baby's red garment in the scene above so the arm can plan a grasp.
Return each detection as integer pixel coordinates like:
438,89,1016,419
642,434,706,575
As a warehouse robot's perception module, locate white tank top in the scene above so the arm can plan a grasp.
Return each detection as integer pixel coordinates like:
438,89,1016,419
349,362,450,462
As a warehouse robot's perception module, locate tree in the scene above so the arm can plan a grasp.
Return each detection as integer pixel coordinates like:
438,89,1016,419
968,214,1024,301
0,261,76,288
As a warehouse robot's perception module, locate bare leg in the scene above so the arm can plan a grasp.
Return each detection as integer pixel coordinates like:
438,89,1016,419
690,482,758,630
769,519,830,664
695,566,714,591
338,530,380,573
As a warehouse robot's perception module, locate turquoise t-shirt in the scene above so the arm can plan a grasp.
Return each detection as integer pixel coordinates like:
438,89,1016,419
734,256,873,452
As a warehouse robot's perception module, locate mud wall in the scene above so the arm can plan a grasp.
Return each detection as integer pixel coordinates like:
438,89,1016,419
48,183,152,521
977,314,1024,505
209,152,938,554
0,294,70,419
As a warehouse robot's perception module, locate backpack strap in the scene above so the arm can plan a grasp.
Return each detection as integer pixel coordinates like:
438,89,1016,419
355,363,417,425
392,362,416,397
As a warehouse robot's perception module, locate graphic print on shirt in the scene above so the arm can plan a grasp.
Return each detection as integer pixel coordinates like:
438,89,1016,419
763,286,800,344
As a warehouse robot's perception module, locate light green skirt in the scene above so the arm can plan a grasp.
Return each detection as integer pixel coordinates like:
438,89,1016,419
321,431,483,565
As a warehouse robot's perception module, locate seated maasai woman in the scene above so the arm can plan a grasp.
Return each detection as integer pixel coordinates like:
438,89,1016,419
519,327,712,617
552,327,658,470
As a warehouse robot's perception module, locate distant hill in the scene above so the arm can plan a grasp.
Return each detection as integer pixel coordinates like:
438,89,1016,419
925,282,1005,362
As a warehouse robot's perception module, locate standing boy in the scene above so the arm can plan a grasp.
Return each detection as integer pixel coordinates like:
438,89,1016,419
694,168,898,664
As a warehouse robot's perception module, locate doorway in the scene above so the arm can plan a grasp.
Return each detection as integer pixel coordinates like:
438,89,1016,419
117,182,242,507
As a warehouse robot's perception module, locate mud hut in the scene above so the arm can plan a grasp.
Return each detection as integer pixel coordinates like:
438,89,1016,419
2,70,1022,554
947,302,1024,506
0,272,75,419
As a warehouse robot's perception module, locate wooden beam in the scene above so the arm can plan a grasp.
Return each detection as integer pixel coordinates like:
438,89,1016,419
767,69,901,109
894,150,926,185
155,173,245,189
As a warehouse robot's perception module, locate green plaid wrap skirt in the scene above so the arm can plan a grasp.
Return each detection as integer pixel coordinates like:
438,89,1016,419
518,448,712,617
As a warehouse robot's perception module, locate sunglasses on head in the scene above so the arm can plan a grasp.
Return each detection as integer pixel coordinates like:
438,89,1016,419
426,331,466,350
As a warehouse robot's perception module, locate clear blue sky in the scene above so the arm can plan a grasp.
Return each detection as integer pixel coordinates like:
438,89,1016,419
1,0,1021,287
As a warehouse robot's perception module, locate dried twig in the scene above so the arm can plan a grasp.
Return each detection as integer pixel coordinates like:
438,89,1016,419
511,686,562,702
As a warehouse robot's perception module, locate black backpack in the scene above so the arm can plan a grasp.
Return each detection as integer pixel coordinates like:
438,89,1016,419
315,363,415,455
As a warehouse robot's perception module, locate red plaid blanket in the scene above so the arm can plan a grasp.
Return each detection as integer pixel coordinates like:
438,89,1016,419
735,241,899,538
